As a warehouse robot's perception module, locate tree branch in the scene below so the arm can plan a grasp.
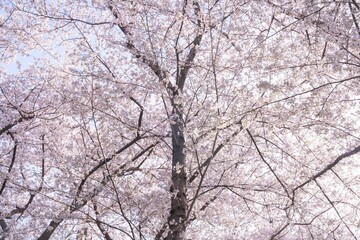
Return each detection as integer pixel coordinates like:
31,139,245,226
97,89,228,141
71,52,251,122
293,144,360,192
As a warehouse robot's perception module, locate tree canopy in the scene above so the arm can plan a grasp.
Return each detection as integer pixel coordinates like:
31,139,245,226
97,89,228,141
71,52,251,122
1,0,360,239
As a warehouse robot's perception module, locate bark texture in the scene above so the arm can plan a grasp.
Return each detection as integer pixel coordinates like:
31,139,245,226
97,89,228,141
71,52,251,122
165,105,187,240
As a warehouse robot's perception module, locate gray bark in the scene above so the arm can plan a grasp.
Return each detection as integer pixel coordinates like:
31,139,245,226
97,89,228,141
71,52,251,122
37,219,63,240
165,105,187,240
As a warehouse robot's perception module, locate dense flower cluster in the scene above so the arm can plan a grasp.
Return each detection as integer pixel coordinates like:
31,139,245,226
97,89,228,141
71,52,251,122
1,0,359,239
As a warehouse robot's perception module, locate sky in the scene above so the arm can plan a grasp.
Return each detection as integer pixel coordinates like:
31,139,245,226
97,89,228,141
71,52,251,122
1,1,66,75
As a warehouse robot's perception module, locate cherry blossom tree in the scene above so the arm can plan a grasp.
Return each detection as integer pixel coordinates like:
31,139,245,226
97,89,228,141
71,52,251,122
1,0,360,239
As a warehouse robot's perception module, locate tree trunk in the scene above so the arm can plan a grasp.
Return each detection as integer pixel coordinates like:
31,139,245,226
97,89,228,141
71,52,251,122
165,105,187,240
